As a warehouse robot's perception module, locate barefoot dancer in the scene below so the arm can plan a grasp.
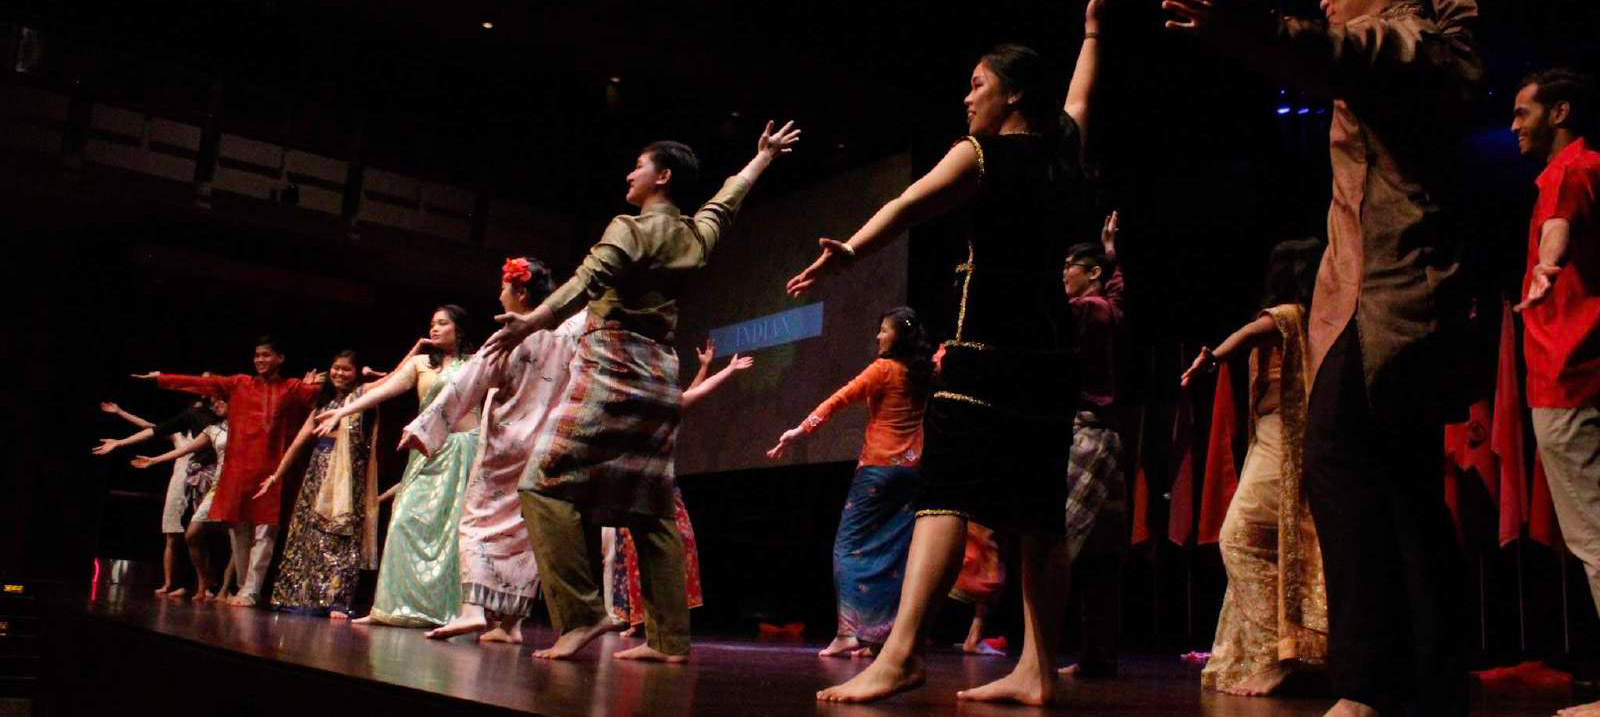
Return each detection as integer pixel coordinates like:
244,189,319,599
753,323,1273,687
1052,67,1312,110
604,340,752,637
401,259,584,643
313,307,480,628
129,399,232,602
255,351,380,619
1164,0,1481,714
483,120,801,663
768,308,932,659
134,336,325,607
1185,239,1329,697
94,398,220,598
787,12,1105,702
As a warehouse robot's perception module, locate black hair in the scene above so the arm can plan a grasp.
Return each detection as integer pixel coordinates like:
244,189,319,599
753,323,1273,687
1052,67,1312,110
320,349,362,404
642,140,701,205
507,256,556,307
1260,238,1326,311
979,44,1064,133
878,307,935,395
425,304,475,370
1064,242,1115,285
1521,67,1596,136
254,334,282,354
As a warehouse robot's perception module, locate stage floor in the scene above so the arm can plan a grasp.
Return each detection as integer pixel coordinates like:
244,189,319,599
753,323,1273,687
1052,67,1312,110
56,587,1582,716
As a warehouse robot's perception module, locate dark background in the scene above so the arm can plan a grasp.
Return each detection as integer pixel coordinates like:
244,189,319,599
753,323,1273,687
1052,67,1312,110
3,0,1599,659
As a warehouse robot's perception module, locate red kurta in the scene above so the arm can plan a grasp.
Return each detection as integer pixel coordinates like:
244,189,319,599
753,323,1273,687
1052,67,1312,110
157,373,319,525
1523,137,1600,409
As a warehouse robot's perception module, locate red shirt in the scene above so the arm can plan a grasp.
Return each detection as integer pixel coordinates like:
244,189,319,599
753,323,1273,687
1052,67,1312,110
1524,137,1600,409
1070,269,1125,411
802,358,927,467
157,373,320,524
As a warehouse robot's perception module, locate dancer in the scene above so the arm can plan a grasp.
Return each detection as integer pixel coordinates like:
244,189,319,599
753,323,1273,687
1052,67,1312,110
1508,68,1600,717
313,307,480,628
787,8,1105,702
604,341,751,637
134,336,325,607
1183,239,1329,696
1164,1,1481,714
94,398,219,597
401,258,583,643
768,308,932,659
129,399,233,602
483,119,801,663
1056,211,1129,679
950,521,1006,656
252,351,377,619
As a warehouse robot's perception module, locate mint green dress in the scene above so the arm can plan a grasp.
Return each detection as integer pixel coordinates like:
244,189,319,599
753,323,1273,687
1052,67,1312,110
367,357,479,627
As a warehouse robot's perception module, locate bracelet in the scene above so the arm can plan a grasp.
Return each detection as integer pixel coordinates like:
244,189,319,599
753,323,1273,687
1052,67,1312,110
1084,31,1100,40
837,243,857,258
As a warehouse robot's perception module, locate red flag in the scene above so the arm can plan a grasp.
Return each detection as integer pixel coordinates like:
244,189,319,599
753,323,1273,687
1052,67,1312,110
1168,392,1198,545
1197,363,1241,545
1130,464,1151,546
1529,453,1562,548
1491,301,1527,546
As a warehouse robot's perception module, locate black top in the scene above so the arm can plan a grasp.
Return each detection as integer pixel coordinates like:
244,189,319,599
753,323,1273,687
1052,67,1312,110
153,405,220,466
954,113,1087,353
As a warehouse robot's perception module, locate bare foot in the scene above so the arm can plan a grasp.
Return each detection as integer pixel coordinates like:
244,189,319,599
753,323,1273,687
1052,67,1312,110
819,635,862,658
1057,661,1117,679
167,587,189,600
192,589,212,603
226,594,256,608
816,654,926,703
1223,663,1293,697
957,664,1053,706
480,627,522,644
425,614,489,640
351,616,378,626
1559,700,1600,716
961,642,1005,657
850,646,876,659
1322,699,1380,717
154,585,172,596
329,611,349,621
531,621,615,661
614,644,689,663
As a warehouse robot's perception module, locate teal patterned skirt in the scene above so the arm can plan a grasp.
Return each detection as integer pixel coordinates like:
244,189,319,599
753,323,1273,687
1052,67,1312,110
367,427,479,627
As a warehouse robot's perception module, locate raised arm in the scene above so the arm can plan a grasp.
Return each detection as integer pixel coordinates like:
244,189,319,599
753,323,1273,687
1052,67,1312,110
695,120,803,253
253,412,318,500
1180,313,1281,387
786,141,982,297
1064,0,1105,152
767,360,887,458
686,339,717,392
130,431,213,470
683,354,754,410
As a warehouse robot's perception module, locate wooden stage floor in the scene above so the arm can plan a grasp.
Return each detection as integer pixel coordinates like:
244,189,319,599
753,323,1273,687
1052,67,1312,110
45,586,1585,716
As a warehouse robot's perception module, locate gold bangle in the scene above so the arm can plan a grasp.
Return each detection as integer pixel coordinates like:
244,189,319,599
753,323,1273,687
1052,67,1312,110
838,243,857,258
1084,32,1100,39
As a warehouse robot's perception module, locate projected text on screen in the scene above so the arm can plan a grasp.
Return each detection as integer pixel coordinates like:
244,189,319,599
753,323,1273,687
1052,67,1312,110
709,303,824,356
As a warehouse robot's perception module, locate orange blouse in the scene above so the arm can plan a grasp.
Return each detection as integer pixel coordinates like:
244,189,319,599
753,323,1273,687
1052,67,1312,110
802,358,927,467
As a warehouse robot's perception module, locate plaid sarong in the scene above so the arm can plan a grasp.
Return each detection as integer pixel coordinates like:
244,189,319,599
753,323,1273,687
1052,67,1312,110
520,315,681,522
1063,411,1123,561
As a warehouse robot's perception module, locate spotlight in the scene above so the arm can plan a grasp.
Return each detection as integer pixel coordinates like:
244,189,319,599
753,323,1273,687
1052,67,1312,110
609,76,622,84
482,21,494,29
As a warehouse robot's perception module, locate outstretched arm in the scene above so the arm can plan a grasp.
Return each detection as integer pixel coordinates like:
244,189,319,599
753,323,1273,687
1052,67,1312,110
767,360,886,458
1064,0,1106,153
252,412,318,500
683,354,754,410
313,357,420,436
1180,313,1280,387
130,431,213,470
100,402,154,429
786,141,981,297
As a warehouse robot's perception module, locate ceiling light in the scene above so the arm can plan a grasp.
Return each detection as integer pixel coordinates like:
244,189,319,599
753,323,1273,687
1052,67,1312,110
482,21,494,29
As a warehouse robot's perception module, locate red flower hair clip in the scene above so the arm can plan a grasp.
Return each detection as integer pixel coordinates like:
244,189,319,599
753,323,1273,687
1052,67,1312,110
502,258,533,285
